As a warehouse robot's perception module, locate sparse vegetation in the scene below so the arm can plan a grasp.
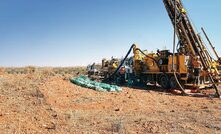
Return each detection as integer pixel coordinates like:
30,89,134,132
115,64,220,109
0,67,221,133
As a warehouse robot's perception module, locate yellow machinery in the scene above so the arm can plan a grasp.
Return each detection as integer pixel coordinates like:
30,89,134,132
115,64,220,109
133,44,190,89
131,0,221,96
133,43,220,91
101,58,120,79
94,0,221,97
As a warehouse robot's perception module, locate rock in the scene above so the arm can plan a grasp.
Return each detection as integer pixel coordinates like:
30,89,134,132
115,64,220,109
52,113,57,118
115,108,120,111
43,122,56,130
170,110,175,112
201,106,208,109
128,95,133,99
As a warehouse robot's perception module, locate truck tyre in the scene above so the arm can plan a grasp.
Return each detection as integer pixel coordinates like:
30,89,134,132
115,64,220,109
159,75,170,89
170,76,178,89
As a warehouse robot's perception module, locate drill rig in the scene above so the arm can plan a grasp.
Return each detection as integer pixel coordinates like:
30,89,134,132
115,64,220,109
132,0,221,96
93,0,221,97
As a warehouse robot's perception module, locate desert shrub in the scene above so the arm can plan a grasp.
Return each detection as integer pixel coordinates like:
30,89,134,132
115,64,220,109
25,66,36,74
52,67,86,75
110,121,125,133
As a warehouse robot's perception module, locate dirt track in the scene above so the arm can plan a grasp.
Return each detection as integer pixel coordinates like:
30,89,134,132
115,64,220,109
0,69,221,134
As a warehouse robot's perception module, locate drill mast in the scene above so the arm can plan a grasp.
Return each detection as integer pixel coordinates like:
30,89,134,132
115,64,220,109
163,0,213,70
163,0,220,96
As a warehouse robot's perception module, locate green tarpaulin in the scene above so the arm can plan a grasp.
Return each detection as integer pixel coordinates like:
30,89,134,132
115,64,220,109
70,75,122,92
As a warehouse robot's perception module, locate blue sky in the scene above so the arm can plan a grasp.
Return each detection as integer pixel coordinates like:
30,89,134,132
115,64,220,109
0,0,221,67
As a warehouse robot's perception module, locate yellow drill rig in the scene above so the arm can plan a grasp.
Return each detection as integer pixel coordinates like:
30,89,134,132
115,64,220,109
131,0,221,96
94,0,221,97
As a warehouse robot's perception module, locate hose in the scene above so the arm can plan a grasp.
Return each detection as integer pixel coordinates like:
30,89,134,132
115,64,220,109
173,72,186,95
135,48,159,65
172,42,186,94
172,0,186,95
103,44,161,82
135,48,162,70
103,44,136,82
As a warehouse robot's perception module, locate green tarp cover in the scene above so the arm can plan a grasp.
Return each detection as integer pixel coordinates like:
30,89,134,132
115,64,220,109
70,75,122,92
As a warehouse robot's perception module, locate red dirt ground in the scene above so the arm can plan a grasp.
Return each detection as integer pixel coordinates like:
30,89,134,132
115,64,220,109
0,68,221,133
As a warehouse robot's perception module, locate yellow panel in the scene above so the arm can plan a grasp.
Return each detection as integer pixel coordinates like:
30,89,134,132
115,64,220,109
168,55,187,73
178,55,188,74
168,55,178,72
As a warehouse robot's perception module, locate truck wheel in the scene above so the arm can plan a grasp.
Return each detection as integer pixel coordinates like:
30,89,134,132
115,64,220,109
160,75,170,89
170,76,178,89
